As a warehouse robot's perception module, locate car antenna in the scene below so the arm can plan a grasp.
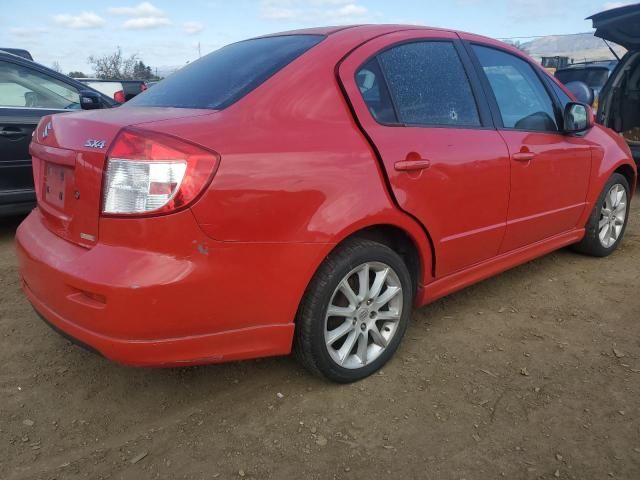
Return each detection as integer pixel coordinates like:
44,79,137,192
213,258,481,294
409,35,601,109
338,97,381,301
602,39,621,61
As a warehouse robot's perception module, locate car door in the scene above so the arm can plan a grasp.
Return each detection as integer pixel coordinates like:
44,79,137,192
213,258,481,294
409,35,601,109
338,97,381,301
338,30,511,277
0,58,82,211
465,40,592,252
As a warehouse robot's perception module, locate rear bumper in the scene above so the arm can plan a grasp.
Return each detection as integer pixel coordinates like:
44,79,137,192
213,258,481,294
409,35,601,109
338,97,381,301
16,209,329,366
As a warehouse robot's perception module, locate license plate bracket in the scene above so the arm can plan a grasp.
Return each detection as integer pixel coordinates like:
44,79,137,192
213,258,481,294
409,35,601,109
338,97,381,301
45,163,67,209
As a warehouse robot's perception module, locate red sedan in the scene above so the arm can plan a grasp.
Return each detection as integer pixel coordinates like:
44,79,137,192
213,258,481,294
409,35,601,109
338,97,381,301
16,26,636,382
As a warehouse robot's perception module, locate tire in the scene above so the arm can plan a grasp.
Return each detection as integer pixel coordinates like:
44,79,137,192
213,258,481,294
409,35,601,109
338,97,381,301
572,173,631,257
294,238,413,383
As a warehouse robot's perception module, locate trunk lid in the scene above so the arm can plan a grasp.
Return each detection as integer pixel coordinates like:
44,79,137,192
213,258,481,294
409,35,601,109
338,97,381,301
30,107,214,247
589,4,640,50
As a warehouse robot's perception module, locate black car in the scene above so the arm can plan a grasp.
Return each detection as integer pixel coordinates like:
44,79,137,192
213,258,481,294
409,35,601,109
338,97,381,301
590,3,640,166
554,60,618,102
0,52,115,216
0,48,33,61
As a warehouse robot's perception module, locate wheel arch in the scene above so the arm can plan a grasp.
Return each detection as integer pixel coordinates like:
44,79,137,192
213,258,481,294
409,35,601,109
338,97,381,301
614,163,637,195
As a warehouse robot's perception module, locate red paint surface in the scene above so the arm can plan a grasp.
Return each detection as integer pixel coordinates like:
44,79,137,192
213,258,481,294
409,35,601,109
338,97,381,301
16,25,636,367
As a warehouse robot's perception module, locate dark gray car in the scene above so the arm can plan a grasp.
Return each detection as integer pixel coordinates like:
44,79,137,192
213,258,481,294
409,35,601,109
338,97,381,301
0,52,114,216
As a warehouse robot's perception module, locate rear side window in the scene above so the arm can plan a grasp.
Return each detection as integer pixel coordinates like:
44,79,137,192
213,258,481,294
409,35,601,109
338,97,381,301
375,41,481,127
473,45,558,132
128,35,324,110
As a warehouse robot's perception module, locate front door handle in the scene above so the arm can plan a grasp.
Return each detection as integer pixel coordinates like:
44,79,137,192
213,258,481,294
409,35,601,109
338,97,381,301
0,127,28,139
512,152,536,162
394,159,431,171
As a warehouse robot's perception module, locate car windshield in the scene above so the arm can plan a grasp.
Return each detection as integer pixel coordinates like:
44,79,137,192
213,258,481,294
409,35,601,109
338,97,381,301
555,68,610,88
127,34,324,110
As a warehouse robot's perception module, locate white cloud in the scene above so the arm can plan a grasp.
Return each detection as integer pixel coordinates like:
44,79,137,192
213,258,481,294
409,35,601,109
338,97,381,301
260,0,369,23
183,21,204,34
52,12,105,29
603,1,634,9
9,27,49,38
107,2,171,30
123,17,171,29
107,2,163,17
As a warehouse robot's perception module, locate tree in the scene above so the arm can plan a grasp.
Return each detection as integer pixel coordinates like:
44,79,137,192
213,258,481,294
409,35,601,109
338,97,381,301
51,61,62,73
68,71,87,78
88,47,139,80
505,40,529,54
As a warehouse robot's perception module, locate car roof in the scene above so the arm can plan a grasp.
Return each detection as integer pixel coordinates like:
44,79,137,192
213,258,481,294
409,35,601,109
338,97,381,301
255,24,513,52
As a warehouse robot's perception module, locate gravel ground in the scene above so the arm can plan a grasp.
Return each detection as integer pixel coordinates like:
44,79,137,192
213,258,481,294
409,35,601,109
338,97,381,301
1,197,639,480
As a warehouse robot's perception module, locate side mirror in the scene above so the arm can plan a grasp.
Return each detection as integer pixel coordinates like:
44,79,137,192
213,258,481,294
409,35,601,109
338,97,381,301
564,81,595,106
564,102,593,134
79,90,102,110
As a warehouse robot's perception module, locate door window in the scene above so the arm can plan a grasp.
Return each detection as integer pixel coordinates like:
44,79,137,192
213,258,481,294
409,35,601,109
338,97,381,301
355,58,398,124
472,46,558,132
0,61,80,109
366,41,481,127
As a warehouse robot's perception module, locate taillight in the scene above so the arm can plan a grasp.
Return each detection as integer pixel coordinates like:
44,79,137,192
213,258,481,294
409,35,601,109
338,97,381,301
114,90,126,103
140,83,148,92
102,128,219,216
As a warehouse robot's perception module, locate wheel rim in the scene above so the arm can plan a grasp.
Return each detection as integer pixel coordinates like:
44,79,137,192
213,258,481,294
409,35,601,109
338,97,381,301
324,262,403,370
599,184,627,248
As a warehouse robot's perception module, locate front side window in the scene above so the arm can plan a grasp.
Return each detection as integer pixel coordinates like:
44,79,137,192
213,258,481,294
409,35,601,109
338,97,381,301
0,61,80,109
473,45,558,132
374,41,481,127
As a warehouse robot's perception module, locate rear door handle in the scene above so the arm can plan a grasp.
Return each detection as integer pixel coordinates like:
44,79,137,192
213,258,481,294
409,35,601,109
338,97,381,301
394,159,431,171
512,152,536,162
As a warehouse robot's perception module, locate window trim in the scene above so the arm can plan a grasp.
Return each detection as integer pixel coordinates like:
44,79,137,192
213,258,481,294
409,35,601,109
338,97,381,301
464,41,566,135
353,38,494,130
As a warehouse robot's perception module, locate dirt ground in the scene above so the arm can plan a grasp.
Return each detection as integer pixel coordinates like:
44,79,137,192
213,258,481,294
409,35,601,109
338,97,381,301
1,199,640,480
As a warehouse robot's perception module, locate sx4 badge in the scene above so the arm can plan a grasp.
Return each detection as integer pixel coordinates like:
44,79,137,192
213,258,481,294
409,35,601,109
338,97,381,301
84,139,106,149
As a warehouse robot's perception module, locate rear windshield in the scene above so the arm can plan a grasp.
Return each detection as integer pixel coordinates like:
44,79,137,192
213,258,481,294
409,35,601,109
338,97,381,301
555,68,610,88
127,34,324,110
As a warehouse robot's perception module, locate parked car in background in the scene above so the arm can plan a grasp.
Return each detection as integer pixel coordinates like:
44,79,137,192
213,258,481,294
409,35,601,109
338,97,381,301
0,51,115,216
76,79,147,103
0,48,33,61
590,3,640,166
16,26,636,382
555,60,618,105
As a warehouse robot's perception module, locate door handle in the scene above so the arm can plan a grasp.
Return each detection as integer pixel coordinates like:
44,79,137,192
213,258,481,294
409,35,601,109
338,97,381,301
512,152,536,162
394,159,431,171
0,127,28,139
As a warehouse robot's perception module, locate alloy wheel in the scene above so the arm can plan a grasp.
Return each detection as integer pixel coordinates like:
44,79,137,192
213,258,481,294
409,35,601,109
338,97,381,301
599,183,627,248
324,262,403,369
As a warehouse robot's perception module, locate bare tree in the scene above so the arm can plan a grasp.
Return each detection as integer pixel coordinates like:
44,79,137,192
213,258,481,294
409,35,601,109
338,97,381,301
505,40,529,54
88,47,139,80
51,61,62,73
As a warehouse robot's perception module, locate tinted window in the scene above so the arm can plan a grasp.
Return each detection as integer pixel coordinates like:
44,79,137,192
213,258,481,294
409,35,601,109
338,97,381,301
377,42,480,127
356,58,398,124
0,61,80,109
473,46,558,132
128,35,324,110
555,68,610,89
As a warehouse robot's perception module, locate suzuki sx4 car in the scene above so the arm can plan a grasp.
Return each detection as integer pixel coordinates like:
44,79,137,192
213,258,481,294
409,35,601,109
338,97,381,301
16,26,637,382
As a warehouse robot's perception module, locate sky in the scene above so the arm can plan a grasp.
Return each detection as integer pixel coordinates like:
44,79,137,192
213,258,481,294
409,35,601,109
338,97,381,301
0,0,635,74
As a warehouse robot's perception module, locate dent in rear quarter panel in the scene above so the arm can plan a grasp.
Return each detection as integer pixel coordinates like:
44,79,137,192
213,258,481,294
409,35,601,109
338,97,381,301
137,32,434,284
